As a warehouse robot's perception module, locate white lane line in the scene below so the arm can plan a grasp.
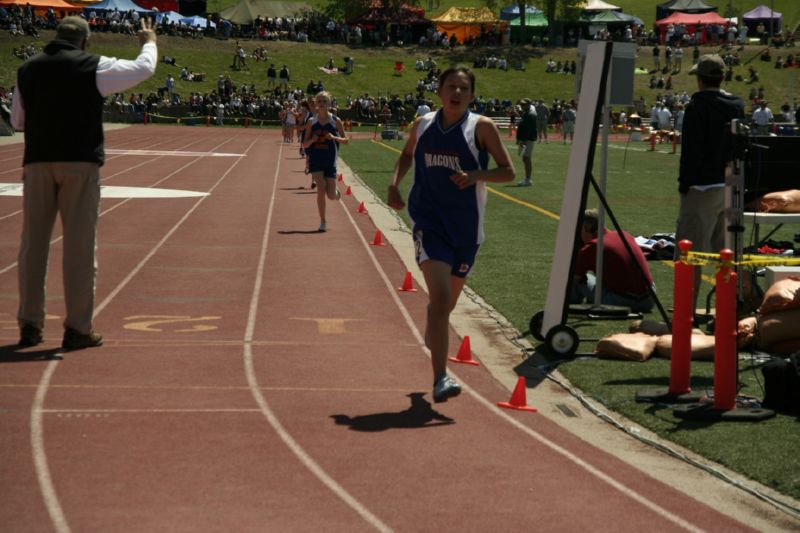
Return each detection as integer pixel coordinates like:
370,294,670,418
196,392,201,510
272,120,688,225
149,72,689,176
29,134,257,533
0,184,209,198
30,362,70,533
0,137,201,220
337,187,705,533
105,149,244,157
43,409,263,413
0,136,234,275
242,142,392,533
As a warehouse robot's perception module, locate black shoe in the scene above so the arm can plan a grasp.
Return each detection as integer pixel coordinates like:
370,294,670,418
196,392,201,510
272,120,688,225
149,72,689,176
18,323,43,347
62,328,103,351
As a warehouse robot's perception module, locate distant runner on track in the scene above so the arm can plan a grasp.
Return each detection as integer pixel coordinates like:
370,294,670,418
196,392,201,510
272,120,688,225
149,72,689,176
387,66,514,403
302,90,348,232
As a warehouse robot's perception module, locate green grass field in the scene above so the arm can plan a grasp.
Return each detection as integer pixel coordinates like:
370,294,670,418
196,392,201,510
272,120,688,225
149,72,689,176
342,135,800,503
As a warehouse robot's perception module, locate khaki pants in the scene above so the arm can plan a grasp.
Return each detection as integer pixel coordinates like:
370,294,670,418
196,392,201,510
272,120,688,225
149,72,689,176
18,162,100,334
675,186,726,254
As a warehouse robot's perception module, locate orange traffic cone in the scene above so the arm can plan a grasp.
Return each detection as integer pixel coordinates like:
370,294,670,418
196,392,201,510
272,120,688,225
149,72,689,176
357,201,367,214
398,271,417,292
345,185,352,196
448,336,479,366
497,376,537,412
370,230,386,246
337,173,343,182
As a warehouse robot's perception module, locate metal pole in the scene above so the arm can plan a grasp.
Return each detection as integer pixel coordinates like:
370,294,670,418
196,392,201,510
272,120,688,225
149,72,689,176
594,79,611,305
770,0,775,40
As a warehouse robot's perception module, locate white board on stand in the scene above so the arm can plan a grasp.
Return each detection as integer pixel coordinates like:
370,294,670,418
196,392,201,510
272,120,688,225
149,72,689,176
540,41,614,338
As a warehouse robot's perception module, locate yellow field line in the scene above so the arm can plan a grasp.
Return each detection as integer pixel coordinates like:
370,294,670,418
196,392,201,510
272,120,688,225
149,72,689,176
370,139,560,220
485,187,560,220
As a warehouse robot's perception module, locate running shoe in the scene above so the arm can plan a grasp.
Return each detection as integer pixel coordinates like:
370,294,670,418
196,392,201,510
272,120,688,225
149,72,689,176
433,374,461,403
318,221,327,232
516,180,532,187
18,323,43,347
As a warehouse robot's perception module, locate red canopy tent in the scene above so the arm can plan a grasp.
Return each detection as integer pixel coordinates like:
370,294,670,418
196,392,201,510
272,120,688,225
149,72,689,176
655,11,730,44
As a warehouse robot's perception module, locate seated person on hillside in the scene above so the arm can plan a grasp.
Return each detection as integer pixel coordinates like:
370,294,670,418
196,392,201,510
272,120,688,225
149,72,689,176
786,55,795,67
162,55,177,65
775,56,784,69
570,209,656,313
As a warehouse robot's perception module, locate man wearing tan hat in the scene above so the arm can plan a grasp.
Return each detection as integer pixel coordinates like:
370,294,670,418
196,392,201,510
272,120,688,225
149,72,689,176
675,54,744,319
11,16,157,350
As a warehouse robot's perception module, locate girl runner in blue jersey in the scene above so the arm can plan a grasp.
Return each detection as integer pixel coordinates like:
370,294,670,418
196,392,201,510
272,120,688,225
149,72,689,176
302,91,349,232
387,66,515,403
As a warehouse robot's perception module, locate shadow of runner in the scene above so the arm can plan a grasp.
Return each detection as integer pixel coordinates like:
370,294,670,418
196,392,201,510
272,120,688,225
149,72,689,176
331,392,454,432
0,344,64,363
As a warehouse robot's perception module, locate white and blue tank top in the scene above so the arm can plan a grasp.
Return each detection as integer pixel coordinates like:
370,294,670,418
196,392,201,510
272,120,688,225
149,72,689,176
408,110,489,246
308,115,340,168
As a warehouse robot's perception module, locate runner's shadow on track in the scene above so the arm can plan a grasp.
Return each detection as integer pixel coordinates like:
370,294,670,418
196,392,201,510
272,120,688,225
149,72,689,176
0,344,64,363
277,229,325,235
331,392,454,432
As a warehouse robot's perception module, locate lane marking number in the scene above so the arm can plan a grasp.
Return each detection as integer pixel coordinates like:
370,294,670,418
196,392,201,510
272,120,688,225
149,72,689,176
123,315,221,332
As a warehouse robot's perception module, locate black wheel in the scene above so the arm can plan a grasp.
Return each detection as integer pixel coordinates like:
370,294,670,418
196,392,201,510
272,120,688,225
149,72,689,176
545,325,579,358
529,311,545,341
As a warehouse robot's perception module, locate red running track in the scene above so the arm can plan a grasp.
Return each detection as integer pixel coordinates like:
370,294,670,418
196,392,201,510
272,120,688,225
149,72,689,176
0,126,761,531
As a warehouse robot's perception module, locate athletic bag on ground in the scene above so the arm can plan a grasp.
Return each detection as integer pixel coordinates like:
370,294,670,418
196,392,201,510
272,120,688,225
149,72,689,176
761,353,800,414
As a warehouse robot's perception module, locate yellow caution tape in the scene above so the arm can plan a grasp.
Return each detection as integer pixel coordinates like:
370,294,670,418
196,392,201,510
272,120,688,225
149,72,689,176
682,251,800,267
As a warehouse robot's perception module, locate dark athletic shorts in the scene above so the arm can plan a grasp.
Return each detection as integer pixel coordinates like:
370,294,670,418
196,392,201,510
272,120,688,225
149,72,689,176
309,165,337,179
413,229,479,278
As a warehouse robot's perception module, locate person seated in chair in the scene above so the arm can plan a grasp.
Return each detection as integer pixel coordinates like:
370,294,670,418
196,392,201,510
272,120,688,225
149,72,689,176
570,209,656,313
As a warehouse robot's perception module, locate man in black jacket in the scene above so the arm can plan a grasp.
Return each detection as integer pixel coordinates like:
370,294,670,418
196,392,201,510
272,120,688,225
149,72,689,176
12,16,157,349
676,54,744,316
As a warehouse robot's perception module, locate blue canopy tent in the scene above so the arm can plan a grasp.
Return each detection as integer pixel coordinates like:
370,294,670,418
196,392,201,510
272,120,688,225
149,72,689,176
179,14,214,27
155,10,182,23
84,0,152,13
499,4,542,21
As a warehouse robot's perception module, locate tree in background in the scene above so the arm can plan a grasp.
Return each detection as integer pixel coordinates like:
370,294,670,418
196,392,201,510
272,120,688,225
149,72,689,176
535,0,583,45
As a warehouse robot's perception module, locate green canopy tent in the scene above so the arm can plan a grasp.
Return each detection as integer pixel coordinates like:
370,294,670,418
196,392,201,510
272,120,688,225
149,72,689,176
508,11,548,41
578,10,642,25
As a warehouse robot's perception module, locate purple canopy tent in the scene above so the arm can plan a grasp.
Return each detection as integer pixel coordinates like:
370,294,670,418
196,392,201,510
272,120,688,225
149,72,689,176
742,5,782,34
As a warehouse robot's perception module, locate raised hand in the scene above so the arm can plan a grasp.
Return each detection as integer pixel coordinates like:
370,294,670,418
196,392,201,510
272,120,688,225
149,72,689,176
137,17,157,45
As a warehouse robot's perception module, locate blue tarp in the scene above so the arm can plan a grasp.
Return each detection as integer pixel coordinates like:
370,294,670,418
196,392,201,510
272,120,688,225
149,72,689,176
84,0,151,13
